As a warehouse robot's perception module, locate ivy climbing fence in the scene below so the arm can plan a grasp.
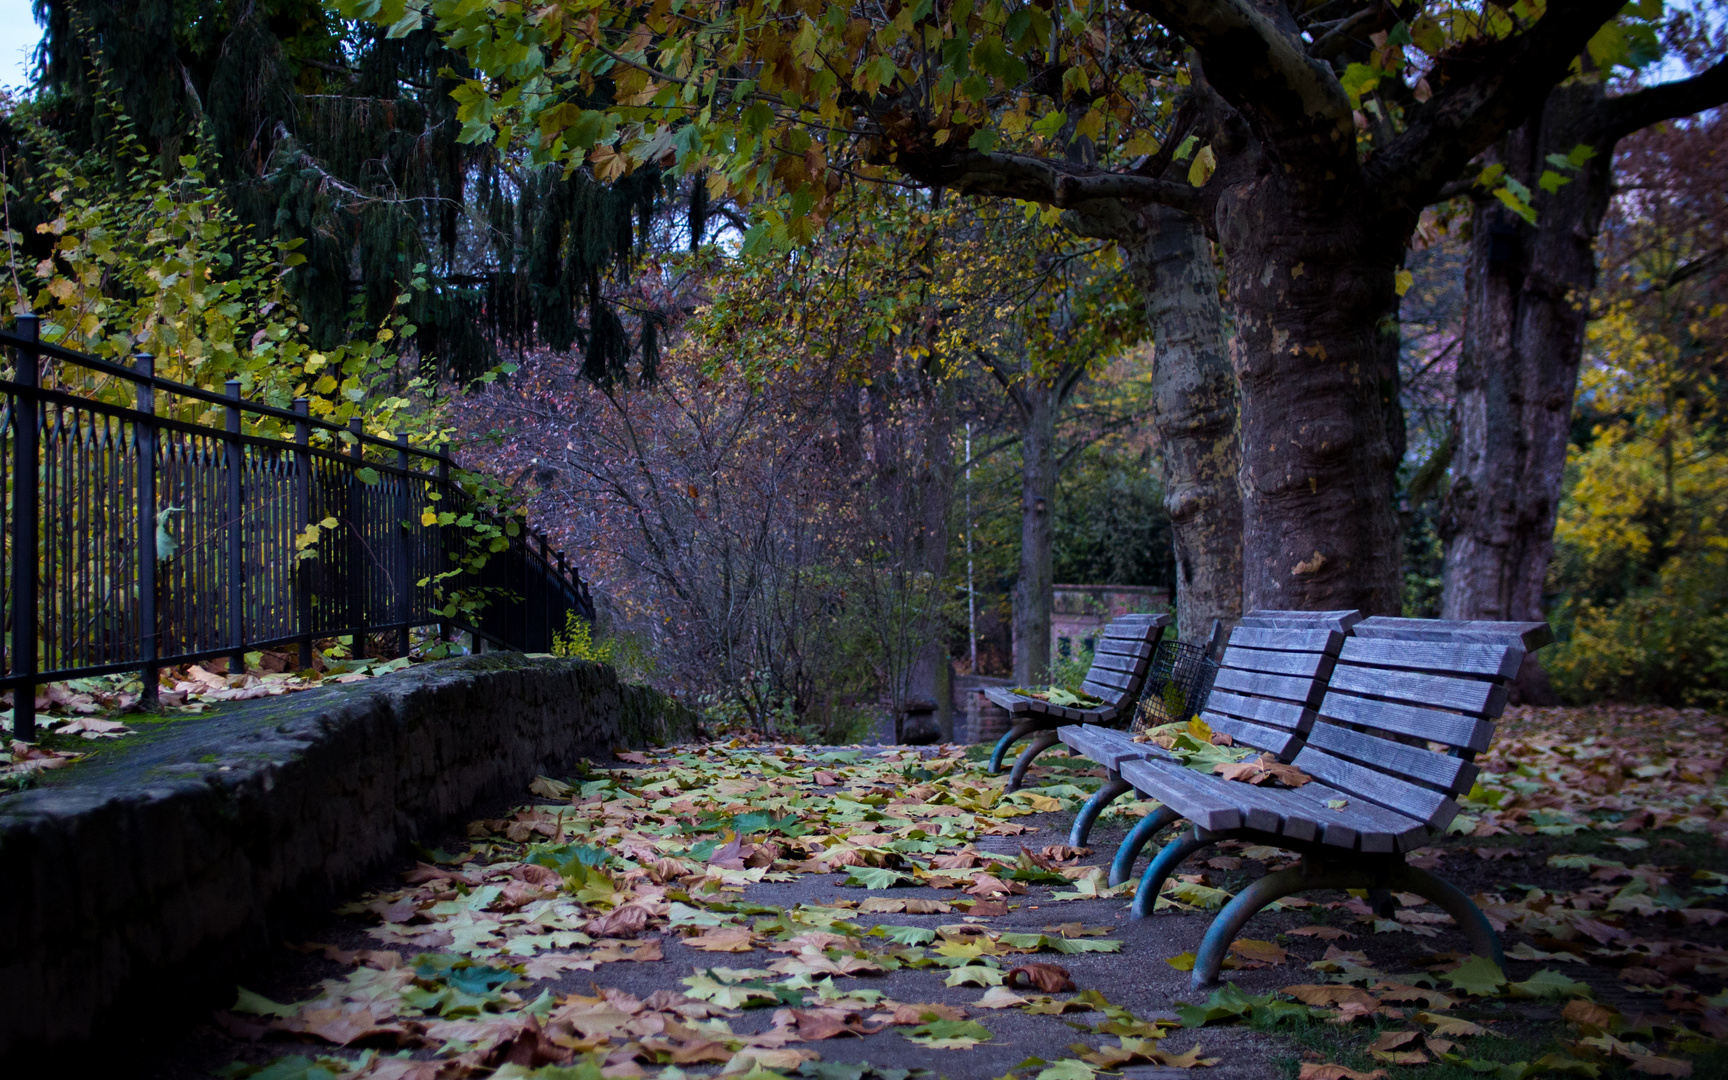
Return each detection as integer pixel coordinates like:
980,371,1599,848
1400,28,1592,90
0,316,595,740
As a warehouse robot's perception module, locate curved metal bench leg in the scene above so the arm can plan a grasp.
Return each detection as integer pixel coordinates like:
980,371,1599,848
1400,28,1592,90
989,720,1040,774
1191,865,1312,989
1006,730,1061,792
1388,864,1506,969
1188,858,1506,990
1069,775,1133,846
1131,827,1215,918
1109,804,1181,887
1366,887,1397,919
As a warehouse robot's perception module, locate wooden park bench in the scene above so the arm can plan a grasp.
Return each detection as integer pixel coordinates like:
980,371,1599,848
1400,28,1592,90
1058,610,1361,886
1118,614,1551,989
985,613,1171,792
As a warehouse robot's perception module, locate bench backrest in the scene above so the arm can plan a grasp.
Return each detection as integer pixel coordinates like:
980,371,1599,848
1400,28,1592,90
1199,609,1362,759
1288,615,1553,831
1081,614,1172,711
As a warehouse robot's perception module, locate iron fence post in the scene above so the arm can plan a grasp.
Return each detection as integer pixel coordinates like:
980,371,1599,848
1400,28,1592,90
225,380,245,675
396,434,410,658
293,398,312,670
10,314,38,740
555,548,569,646
348,417,366,659
437,444,450,650
536,535,550,651
136,353,158,708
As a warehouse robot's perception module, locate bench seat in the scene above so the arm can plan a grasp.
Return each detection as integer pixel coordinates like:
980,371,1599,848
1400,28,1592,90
1124,614,1553,991
984,613,1171,791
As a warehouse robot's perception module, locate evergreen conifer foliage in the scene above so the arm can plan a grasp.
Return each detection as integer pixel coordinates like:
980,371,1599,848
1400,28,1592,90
24,0,662,383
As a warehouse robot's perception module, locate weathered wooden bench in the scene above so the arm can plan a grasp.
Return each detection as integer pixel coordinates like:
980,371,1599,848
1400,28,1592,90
1119,614,1551,989
1057,609,1361,885
984,613,1171,792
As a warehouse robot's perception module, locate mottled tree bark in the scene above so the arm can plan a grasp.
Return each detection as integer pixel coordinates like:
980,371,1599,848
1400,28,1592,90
1217,184,1409,615
1441,65,1728,701
1074,202,1243,641
1012,388,1058,685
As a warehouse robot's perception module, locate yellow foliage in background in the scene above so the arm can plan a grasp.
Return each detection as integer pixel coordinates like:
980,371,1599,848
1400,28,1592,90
1546,304,1728,707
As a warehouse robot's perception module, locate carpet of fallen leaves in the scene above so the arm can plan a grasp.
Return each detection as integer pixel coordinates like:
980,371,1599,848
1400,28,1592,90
0,651,420,789
202,704,1728,1080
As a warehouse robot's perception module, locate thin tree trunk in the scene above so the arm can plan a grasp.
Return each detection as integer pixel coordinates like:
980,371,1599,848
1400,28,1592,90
1013,388,1057,686
1441,83,1614,703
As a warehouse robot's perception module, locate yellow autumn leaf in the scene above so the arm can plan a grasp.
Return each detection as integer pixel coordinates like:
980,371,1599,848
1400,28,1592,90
1187,144,1217,187
1395,269,1414,296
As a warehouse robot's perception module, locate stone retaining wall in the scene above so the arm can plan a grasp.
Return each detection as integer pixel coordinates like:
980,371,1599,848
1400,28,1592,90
0,654,698,1060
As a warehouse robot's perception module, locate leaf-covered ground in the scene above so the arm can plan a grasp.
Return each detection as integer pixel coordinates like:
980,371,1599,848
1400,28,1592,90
139,704,1728,1080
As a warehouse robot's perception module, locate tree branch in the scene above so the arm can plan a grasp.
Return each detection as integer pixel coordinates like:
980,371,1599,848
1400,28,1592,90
886,145,1202,213
1365,0,1626,212
1124,0,1355,166
1591,57,1728,143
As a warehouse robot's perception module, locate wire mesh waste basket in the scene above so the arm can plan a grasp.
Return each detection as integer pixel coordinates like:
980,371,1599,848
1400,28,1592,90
1132,639,1219,731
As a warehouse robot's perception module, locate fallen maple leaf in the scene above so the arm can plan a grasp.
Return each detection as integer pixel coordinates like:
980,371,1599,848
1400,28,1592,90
1005,962,1076,993
1299,1064,1388,1080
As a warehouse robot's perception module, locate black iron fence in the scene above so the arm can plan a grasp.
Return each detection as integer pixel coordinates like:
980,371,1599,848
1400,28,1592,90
0,316,594,740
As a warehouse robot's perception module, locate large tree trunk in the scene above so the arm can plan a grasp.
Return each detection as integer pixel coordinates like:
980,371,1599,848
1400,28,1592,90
1013,388,1057,685
1441,83,1615,702
1070,203,1243,643
1216,186,1407,616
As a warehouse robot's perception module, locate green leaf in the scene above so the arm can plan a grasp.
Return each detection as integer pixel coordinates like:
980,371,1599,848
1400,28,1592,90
944,965,1006,987
1444,955,1508,997
231,986,298,1018
1165,951,1196,971
1509,969,1592,1000
355,466,381,486
844,865,912,889
1171,134,1198,161
1036,1061,1097,1080
967,128,1001,154
903,1018,995,1048
1538,170,1573,194
873,924,937,945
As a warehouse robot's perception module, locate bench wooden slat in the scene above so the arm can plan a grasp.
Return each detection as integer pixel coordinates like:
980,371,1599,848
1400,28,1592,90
1326,664,1508,717
1201,713,1302,760
1202,690,1315,734
1119,758,1243,832
1226,626,1346,655
1338,637,1524,680
1250,780,1431,852
1289,745,1459,830
1302,721,1479,795
1081,681,1127,706
1087,668,1136,692
1220,645,1336,680
1059,724,1171,770
1350,616,1553,651
1090,652,1150,677
1212,667,1327,707
1101,624,1164,644
983,687,1034,714
1237,610,1365,633
1315,690,1495,752
1095,639,1154,660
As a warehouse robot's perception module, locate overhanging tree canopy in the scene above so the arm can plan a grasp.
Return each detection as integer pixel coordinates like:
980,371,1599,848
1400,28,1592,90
20,0,663,382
